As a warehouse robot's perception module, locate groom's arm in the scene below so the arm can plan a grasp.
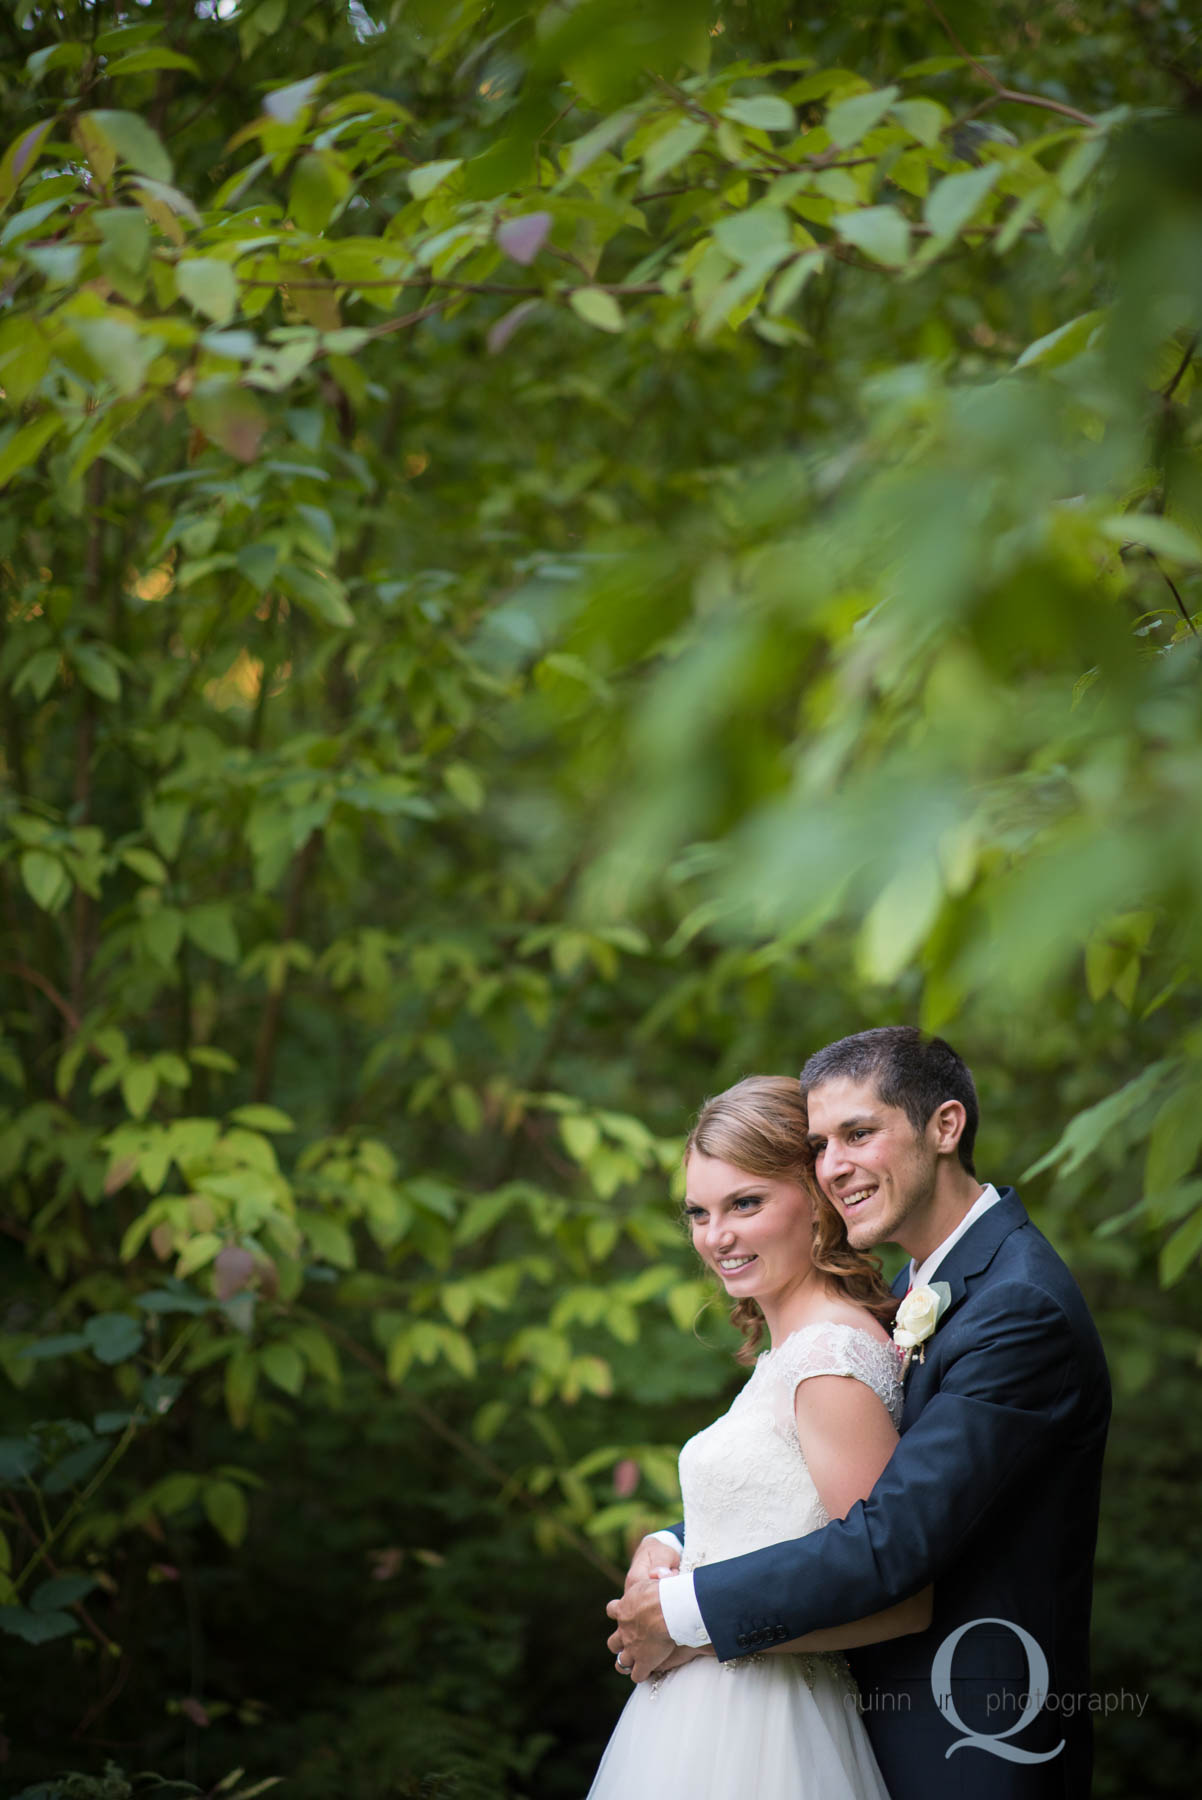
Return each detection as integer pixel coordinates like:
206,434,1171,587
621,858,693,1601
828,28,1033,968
692,1281,1085,1662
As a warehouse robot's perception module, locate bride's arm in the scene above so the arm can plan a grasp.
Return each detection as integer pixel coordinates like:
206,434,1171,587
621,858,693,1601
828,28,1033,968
760,1366,932,1653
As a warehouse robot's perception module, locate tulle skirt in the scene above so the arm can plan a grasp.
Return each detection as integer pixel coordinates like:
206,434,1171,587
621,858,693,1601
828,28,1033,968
585,1653,891,1800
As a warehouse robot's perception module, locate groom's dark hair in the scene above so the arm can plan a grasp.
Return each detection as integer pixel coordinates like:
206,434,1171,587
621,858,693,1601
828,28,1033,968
800,1027,979,1176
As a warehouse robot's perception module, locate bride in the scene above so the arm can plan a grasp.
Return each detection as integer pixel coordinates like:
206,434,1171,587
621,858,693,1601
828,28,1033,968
588,1076,930,1800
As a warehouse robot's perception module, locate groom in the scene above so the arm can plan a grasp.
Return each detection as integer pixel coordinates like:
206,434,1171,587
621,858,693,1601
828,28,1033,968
608,1028,1111,1799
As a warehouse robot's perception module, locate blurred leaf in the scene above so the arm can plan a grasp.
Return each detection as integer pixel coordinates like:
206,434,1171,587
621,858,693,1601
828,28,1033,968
569,288,625,333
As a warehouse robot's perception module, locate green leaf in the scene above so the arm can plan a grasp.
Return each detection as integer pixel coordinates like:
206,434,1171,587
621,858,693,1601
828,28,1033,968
78,110,172,181
924,163,1002,241
260,1344,304,1396
834,205,911,267
304,1213,355,1269
0,1437,40,1481
22,243,82,286
225,1351,257,1427
176,1232,223,1278
408,160,461,201
230,1104,295,1133
1100,513,1202,566
43,1440,107,1494
184,903,240,964
106,47,200,76
0,414,64,486
278,562,354,627
444,762,485,811
0,119,55,211
188,388,268,463
858,860,943,985
121,1063,158,1120
176,258,239,325
825,85,899,150
0,1607,77,1643
74,318,163,397
20,850,70,913
1160,1206,1202,1287
712,207,790,266
290,152,351,232
143,907,183,967
264,74,324,124
71,645,121,701
19,1333,89,1362
561,1115,600,1163
1145,1082,1202,1197
122,846,168,885
768,249,824,315
1014,309,1105,370
890,98,946,148
642,118,708,186
569,288,625,334
447,1081,481,1134
83,1312,144,1365
722,95,796,134
204,1477,249,1546
563,110,638,178
30,1573,99,1613
1023,1064,1170,1180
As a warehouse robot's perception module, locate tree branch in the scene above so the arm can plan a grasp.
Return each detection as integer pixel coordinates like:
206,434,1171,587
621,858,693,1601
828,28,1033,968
922,0,1097,127
1147,550,1199,637
294,1304,625,1586
251,830,321,1102
0,962,82,1033
1163,332,1199,405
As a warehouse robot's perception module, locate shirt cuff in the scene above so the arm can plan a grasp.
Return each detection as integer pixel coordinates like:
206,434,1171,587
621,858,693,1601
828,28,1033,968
649,1530,684,1553
657,1571,711,1648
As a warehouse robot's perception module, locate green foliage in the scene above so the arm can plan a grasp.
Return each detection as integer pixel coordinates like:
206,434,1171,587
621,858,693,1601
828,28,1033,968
1,0,1201,1793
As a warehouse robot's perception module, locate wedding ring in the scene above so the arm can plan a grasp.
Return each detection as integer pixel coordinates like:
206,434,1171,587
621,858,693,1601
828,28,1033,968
615,1653,631,1672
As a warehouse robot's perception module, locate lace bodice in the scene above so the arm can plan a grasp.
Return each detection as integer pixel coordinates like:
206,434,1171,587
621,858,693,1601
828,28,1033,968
678,1321,903,1574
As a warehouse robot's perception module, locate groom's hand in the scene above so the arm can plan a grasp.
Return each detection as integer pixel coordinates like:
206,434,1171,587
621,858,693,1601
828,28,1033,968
606,1576,675,1682
623,1533,680,1591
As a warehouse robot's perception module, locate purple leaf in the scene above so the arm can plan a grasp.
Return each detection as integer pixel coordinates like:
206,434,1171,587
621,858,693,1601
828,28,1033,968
213,1246,256,1300
487,299,541,356
496,211,552,266
613,1458,640,1498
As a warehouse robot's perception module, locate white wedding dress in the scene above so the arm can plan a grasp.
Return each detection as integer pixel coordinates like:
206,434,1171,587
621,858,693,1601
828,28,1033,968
586,1321,902,1800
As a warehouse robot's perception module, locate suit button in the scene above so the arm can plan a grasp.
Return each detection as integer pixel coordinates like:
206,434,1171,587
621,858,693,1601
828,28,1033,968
736,1634,749,1649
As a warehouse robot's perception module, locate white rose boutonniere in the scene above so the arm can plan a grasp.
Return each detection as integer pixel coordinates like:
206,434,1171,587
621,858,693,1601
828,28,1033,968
893,1281,952,1374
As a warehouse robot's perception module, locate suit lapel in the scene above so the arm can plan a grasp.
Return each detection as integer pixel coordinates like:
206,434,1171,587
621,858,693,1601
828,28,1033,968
924,1186,1027,1330
890,1189,1029,1391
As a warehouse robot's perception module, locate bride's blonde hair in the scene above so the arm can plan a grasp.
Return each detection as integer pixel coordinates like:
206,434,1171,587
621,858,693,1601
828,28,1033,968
683,1074,898,1363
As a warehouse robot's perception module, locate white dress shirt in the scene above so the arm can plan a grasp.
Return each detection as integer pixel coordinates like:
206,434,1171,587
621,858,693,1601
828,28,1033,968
657,1183,1003,1649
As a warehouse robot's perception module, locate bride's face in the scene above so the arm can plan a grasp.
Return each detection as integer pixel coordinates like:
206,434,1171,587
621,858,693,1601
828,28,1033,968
683,1151,814,1309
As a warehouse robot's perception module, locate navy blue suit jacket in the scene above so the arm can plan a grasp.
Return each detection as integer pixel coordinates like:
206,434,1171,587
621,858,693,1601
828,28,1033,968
686,1189,1111,1799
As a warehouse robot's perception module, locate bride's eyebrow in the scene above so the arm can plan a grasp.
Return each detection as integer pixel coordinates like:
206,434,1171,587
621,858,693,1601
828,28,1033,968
684,1185,765,1206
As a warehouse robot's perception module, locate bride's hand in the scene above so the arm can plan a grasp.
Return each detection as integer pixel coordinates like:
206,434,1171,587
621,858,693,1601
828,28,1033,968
651,1644,714,1675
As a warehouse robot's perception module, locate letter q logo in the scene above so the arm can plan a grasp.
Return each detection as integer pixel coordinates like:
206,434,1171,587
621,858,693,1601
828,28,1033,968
931,1617,1065,1764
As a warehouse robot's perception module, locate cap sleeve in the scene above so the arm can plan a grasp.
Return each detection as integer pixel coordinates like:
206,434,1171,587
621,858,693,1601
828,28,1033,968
763,1320,903,1426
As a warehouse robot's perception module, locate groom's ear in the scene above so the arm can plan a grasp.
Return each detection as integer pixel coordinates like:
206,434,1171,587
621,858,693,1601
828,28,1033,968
928,1099,967,1158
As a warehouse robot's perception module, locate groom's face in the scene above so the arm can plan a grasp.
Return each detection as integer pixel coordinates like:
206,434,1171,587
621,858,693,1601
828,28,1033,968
805,1076,937,1253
